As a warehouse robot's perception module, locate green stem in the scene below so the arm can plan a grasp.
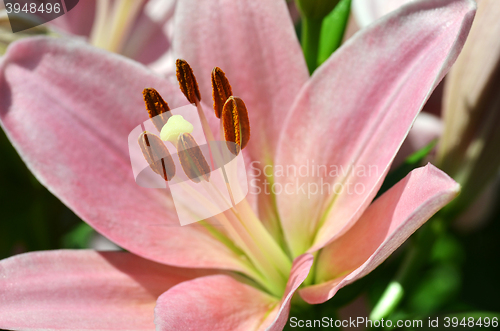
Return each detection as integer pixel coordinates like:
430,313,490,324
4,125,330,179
370,282,404,321
301,17,323,74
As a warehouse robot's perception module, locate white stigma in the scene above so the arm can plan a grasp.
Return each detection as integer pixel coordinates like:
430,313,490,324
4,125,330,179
160,115,194,143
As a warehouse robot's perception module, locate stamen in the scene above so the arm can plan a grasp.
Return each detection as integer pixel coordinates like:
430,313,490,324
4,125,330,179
138,131,175,181
211,67,233,118
143,88,172,132
176,59,201,104
222,96,251,155
177,133,211,183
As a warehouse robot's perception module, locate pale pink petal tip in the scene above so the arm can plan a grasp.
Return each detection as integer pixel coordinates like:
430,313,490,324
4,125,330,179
300,164,459,304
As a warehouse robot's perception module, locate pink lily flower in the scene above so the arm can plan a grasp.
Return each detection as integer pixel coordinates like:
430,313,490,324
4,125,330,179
0,0,474,330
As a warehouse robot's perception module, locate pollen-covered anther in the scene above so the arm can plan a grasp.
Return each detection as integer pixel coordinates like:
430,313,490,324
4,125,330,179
177,133,211,183
143,88,171,132
222,96,250,155
138,131,176,181
176,59,201,104
211,67,233,118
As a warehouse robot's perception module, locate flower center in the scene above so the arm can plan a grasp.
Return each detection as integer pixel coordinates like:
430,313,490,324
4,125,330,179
138,59,292,297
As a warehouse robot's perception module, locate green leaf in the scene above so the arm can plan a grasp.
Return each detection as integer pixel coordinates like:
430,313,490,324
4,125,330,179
0,128,83,259
317,0,351,66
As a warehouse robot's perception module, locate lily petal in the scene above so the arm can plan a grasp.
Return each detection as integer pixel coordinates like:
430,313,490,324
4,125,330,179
154,254,313,331
0,37,249,273
299,164,460,304
265,253,314,331
154,275,278,331
0,250,210,331
173,0,309,163
275,0,475,256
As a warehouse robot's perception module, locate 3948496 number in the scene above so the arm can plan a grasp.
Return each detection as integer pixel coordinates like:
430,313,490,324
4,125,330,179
5,2,61,14
444,316,498,328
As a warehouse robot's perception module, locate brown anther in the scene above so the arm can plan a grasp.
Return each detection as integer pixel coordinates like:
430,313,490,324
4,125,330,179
211,67,233,118
143,88,172,132
138,131,175,181
222,96,250,155
176,59,201,104
177,133,211,183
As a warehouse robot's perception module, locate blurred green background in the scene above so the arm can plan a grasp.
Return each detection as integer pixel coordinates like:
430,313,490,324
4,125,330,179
0,128,94,258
